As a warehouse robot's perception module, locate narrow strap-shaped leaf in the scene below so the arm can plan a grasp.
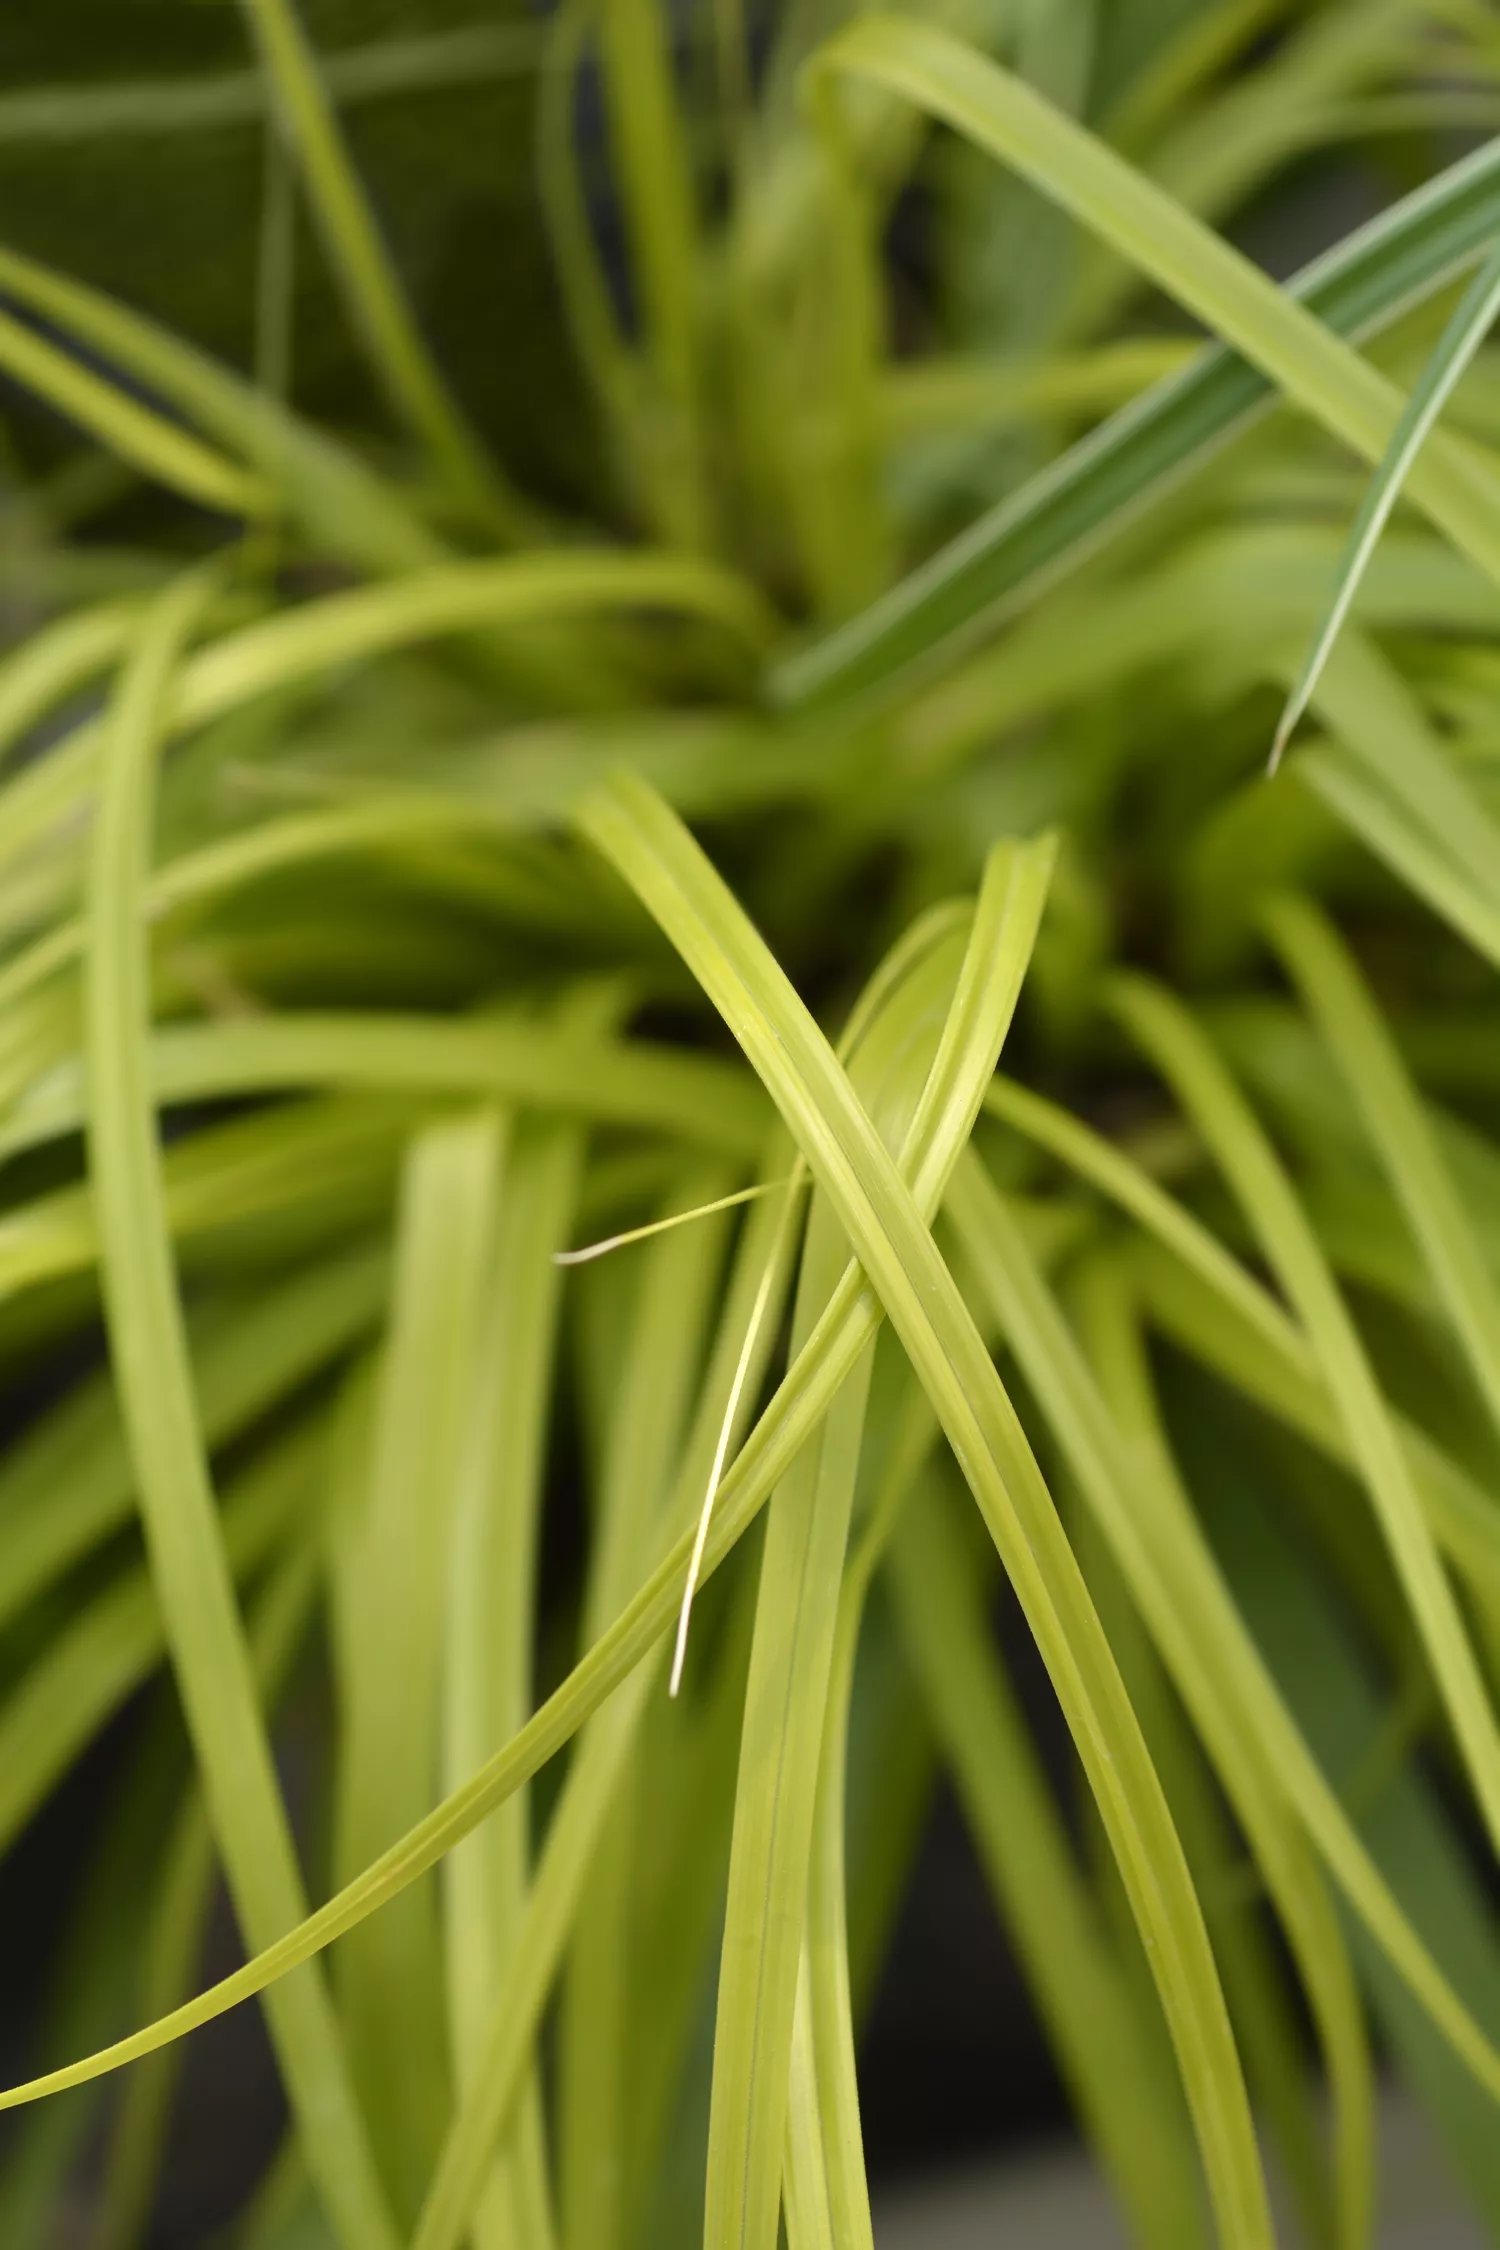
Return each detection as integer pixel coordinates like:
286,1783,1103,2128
1292,633,1500,916
412,1149,801,2250
0,26,548,148
705,869,1013,2250
0,901,1081,2121
947,1160,1372,2250
793,17,1500,590
0,550,775,879
889,1466,1212,2250
413,861,1048,2250
595,0,709,549
0,305,267,516
791,1345,942,2250
442,1109,585,2250
239,0,532,534
772,60,1500,705
1296,745,1500,969
1197,1415,1500,2238
0,599,142,773
1266,895,1500,1445
1274,237,1500,765
0,1011,768,1167
577,771,1272,2250
1111,972,1500,1861
83,572,399,2250
92,1540,322,2250
559,1160,735,2250
983,1073,1500,1604
330,1111,501,2223
0,238,458,577
1052,1348,1335,2250
783,1954,836,2250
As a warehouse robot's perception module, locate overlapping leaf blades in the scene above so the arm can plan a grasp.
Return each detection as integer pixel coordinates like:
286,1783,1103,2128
2,2,1500,2246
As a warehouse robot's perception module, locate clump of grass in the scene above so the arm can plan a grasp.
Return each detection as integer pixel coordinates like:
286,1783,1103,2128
2,3,1500,2246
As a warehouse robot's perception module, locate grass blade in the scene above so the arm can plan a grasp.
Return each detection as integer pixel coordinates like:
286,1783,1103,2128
773,113,1500,704
441,1108,588,2250
0,549,774,882
91,1541,322,2250
983,1073,1500,1609
329,1111,501,2224
947,1161,1373,2250
558,1161,736,2250
0,306,266,517
83,572,398,2250
1273,238,1500,766
0,1010,768,1169
1111,974,1500,1863
1296,745,1500,969
238,0,532,534
595,0,707,548
412,1142,799,2250
704,873,1006,2250
1196,1415,1500,2237
415,851,1047,2250
578,771,1273,2250
890,1462,1212,2250
1265,895,1500,1444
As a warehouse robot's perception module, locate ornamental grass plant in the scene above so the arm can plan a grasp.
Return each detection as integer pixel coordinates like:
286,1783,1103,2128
3,1,1500,2245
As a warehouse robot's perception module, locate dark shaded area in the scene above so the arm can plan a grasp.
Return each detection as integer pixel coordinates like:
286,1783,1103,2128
859,1780,1070,2183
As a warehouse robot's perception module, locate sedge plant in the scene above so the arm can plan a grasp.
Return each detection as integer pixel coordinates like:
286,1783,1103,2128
4,0,1500,2245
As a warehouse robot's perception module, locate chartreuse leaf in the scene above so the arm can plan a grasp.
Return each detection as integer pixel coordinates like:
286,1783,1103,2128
329,1111,502,2225
1111,973,1500,1860
1274,238,1500,765
1295,747,1500,970
711,954,941,2250
0,1244,384,1635
0,548,772,881
953,1167,1500,2198
0,1010,767,1168
0,304,266,516
82,572,398,2250
773,51,1500,706
413,844,1051,2250
1266,895,1500,1444
1193,1406,1500,2240
408,1140,801,2250
1291,634,1500,917
797,17,1500,578
889,1457,1209,2250
0,599,141,772
92,1540,323,2250
0,1095,426,1311
0,238,460,576
793,1344,940,2250
982,1073,1500,1611
946,1158,1371,2250
0,865,1045,2129
1053,1397,1334,2250
558,1161,736,2250
239,0,530,535
594,0,707,548
440,1107,589,2250
578,771,1272,2250
783,1949,836,2250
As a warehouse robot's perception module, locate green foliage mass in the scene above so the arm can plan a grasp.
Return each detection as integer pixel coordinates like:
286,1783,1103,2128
2,2,1500,2246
